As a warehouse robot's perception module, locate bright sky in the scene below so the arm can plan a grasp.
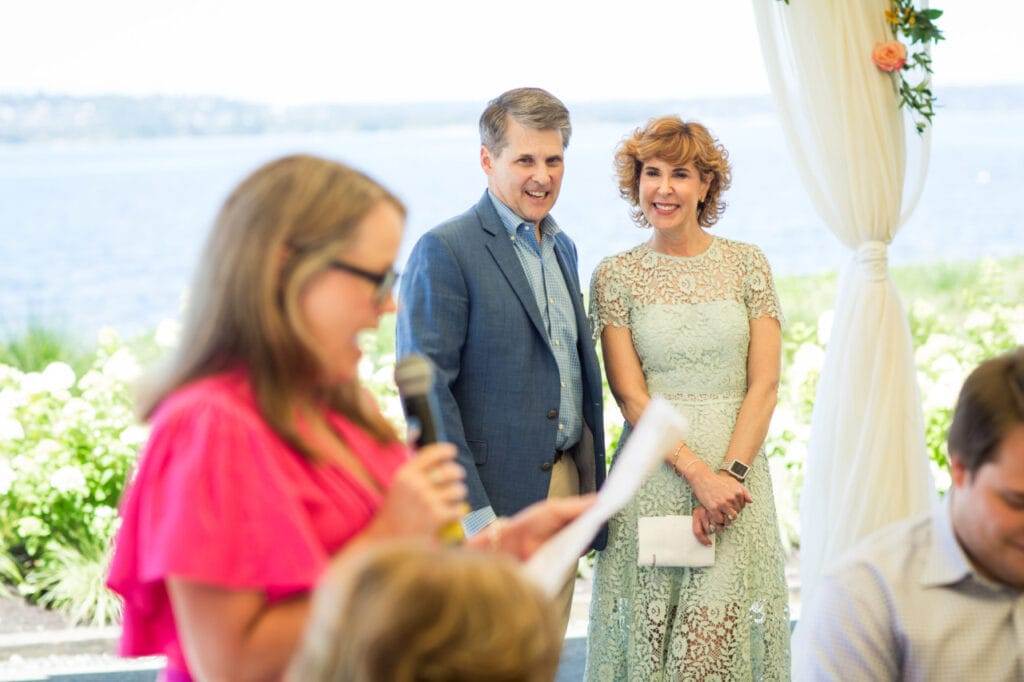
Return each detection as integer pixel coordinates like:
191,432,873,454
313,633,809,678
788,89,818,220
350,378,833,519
2,0,1022,105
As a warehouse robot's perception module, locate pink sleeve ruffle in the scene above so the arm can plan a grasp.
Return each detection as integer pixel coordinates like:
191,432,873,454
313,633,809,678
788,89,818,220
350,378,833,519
110,394,328,599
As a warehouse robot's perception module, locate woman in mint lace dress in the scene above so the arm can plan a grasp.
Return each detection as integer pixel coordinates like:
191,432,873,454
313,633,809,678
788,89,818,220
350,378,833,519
585,117,790,681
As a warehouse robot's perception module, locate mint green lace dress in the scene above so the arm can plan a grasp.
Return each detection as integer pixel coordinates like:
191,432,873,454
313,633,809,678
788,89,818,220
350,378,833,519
585,237,791,682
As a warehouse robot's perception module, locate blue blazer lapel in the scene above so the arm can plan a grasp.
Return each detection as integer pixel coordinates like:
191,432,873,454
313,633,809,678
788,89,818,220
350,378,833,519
553,237,583,308
473,193,549,344
554,237,603,389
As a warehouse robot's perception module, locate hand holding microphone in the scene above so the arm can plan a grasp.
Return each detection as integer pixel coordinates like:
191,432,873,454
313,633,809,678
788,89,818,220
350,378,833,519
372,442,467,540
393,354,469,543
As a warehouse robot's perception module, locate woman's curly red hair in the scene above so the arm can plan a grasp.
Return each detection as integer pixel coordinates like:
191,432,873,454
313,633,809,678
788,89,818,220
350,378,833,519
615,116,732,229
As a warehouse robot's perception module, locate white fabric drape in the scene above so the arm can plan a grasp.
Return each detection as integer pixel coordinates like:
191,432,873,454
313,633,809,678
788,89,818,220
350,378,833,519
751,0,937,612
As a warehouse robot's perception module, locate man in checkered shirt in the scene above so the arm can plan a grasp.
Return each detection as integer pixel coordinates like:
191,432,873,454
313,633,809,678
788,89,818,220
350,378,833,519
795,347,1024,680
396,88,606,637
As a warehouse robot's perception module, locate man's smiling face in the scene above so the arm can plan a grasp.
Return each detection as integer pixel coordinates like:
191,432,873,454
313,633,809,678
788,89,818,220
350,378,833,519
481,117,565,225
952,424,1024,589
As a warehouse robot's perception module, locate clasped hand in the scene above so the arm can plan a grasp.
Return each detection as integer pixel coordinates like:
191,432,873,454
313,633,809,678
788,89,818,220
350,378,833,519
690,470,752,547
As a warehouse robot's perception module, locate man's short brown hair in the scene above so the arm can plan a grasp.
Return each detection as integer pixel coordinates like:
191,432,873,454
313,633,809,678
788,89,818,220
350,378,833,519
479,87,572,156
948,347,1024,473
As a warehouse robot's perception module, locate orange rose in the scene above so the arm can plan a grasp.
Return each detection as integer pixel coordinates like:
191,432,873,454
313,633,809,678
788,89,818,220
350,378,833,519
872,40,907,72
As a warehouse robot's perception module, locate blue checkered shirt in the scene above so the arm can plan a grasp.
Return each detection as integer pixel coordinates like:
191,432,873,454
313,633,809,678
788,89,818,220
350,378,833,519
461,192,585,536
488,190,583,449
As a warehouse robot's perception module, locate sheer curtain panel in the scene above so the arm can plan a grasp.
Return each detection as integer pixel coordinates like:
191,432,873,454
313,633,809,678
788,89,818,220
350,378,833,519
751,0,937,613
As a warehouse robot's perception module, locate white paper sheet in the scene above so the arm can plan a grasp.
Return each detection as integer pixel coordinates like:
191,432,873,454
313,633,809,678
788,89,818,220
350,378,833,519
637,515,714,567
523,397,688,596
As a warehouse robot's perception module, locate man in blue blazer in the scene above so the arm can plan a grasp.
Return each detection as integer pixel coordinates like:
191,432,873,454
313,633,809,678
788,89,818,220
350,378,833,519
396,88,606,627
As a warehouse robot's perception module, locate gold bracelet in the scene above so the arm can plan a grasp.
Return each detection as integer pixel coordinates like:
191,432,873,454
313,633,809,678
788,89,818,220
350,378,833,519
680,458,702,479
670,443,686,469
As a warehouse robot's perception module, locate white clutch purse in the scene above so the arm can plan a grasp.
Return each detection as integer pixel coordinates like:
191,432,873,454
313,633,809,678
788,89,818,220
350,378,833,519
637,515,715,568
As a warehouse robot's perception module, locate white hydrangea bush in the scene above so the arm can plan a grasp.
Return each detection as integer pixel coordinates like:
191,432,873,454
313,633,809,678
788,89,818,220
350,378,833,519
765,259,1024,552
0,328,150,623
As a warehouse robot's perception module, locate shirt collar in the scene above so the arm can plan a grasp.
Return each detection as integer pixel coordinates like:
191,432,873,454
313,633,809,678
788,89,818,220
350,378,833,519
487,190,560,240
920,496,971,588
918,493,1015,592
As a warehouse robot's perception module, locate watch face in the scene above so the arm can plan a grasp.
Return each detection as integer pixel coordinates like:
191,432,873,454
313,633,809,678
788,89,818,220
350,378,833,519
730,461,749,477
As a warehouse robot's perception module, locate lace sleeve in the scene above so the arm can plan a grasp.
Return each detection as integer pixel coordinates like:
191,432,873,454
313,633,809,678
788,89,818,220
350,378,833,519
743,245,785,325
588,257,632,342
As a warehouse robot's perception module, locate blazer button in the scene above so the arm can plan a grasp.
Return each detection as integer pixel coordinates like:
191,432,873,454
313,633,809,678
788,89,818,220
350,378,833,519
547,409,558,419
540,461,553,472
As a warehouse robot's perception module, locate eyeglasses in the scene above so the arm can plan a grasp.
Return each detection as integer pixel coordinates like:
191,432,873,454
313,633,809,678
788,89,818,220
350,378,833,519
327,260,400,305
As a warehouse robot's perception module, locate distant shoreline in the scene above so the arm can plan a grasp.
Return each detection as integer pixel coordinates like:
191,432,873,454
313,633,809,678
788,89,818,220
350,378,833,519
2,84,1022,144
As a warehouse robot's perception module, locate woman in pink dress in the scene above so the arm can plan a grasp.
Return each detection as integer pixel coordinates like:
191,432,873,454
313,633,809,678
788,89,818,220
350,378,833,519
107,155,590,681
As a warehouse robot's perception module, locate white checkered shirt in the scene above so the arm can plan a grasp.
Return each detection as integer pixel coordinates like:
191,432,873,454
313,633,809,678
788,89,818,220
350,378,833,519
793,496,1024,681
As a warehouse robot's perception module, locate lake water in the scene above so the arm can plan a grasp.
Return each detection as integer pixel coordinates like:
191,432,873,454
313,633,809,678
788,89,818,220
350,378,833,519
1,96,1022,340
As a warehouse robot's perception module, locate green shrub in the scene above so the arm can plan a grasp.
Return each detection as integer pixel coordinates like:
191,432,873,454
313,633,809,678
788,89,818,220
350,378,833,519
0,325,93,376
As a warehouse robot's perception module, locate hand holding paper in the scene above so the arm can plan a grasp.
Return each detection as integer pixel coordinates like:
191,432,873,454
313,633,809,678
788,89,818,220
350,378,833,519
522,397,688,596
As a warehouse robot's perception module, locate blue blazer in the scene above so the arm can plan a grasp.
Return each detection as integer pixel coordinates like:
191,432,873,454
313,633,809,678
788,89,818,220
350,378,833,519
397,192,606,549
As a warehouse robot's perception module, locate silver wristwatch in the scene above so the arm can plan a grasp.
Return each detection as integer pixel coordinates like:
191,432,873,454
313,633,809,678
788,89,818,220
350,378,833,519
720,459,749,482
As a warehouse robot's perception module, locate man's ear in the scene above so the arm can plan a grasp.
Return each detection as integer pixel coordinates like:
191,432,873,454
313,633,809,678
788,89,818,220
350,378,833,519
480,145,493,175
950,452,970,489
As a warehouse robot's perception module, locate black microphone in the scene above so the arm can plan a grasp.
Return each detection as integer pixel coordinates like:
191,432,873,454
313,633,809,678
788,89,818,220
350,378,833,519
394,354,447,447
394,354,464,543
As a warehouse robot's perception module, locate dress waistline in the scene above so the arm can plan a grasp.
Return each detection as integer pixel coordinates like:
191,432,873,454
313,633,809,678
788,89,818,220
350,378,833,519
653,390,745,404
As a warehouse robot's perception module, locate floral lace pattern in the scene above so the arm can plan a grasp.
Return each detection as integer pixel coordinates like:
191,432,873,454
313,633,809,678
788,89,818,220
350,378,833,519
585,238,790,681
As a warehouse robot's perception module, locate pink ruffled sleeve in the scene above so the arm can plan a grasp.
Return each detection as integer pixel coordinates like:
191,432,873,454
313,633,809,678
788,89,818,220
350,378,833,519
133,398,330,590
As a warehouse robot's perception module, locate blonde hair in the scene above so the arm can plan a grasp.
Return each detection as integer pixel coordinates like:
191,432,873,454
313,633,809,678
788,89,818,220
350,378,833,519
615,115,732,229
290,542,562,682
138,154,403,450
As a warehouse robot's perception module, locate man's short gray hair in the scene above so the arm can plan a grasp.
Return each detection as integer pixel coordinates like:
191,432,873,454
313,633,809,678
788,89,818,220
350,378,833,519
479,87,572,156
